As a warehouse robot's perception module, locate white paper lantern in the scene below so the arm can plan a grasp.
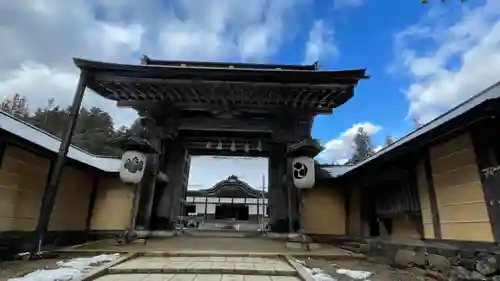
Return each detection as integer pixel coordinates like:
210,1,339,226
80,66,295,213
292,156,315,189
120,150,147,184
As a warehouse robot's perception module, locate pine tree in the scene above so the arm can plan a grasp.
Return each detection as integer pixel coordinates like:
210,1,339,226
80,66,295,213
385,136,394,146
1,93,30,119
1,95,156,157
25,97,127,156
412,118,422,129
349,127,374,164
127,118,147,137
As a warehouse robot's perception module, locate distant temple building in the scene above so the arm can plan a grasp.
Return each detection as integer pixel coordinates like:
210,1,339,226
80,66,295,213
184,175,268,221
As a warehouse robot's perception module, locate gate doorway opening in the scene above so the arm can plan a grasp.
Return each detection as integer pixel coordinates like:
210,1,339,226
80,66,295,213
215,204,249,220
184,205,196,216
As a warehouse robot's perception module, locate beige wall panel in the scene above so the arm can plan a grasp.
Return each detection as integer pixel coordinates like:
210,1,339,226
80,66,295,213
391,215,421,240
435,183,485,207
433,166,481,192
432,148,477,174
441,222,493,242
14,155,50,231
430,133,493,242
49,166,94,231
438,203,490,223
0,202,16,218
90,177,135,230
0,218,14,230
0,146,50,231
4,146,47,168
421,208,433,224
0,170,21,189
0,145,101,232
302,185,345,235
430,133,472,158
0,156,26,175
424,224,434,239
14,191,42,219
0,169,20,231
416,162,434,239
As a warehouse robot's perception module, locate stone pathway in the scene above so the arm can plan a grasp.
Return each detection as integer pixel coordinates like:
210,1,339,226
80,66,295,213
95,256,300,281
110,256,296,275
94,274,300,281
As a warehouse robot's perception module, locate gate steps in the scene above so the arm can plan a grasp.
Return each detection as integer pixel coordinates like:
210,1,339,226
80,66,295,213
182,229,263,238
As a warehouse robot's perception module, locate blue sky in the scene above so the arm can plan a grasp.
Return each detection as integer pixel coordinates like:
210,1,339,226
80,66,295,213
1,0,500,187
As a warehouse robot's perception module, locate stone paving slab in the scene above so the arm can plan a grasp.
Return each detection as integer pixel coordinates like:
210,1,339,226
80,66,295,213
94,274,301,281
109,257,296,275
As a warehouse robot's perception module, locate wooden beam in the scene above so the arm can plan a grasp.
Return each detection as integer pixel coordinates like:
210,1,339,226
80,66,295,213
141,55,318,71
188,149,268,157
0,132,7,168
95,75,354,90
85,174,99,231
116,100,333,114
33,72,88,253
183,136,270,143
176,116,275,132
470,118,500,242
423,150,442,239
186,143,268,152
98,79,347,110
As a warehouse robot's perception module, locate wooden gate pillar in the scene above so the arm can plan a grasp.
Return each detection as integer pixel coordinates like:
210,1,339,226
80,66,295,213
134,138,161,230
154,138,189,230
268,143,288,232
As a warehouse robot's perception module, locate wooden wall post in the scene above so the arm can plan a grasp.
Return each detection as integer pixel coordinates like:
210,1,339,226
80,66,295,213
470,117,500,242
33,71,87,253
423,150,442,239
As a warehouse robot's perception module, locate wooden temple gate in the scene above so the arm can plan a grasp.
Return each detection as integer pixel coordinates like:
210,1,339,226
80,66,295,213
32,56,366,250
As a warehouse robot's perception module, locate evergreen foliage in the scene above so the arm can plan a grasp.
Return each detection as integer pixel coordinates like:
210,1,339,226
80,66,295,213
348,127,374,164
1,94,142,157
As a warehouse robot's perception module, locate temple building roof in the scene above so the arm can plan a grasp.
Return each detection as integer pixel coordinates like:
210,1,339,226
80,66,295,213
187,175,267,198
73,57,368,115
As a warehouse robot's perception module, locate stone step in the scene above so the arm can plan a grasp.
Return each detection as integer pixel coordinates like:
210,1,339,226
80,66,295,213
339,245,362,254
344,241,365,248
109,256,298,276
285,241,322,250
134,230,176,238
183,230,263,238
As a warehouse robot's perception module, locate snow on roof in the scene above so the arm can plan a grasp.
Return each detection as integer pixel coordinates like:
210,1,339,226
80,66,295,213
333,80,500,178
320,165,354,178
0,111,121,172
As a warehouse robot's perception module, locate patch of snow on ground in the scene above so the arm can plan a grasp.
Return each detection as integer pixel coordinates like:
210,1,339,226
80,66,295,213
296,259,373,281
8,253,120,281
337,268,372,279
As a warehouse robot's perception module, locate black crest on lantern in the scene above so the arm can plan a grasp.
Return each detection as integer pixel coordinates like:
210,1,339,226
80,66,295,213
124,156,145,174
293,162,308,179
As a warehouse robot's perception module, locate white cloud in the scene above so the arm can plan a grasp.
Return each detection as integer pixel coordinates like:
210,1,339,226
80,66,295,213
303,20,339,65
0,0,309,127
392,0,500,123
317,122,382,164
333,0,363,9
188,156,268,190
